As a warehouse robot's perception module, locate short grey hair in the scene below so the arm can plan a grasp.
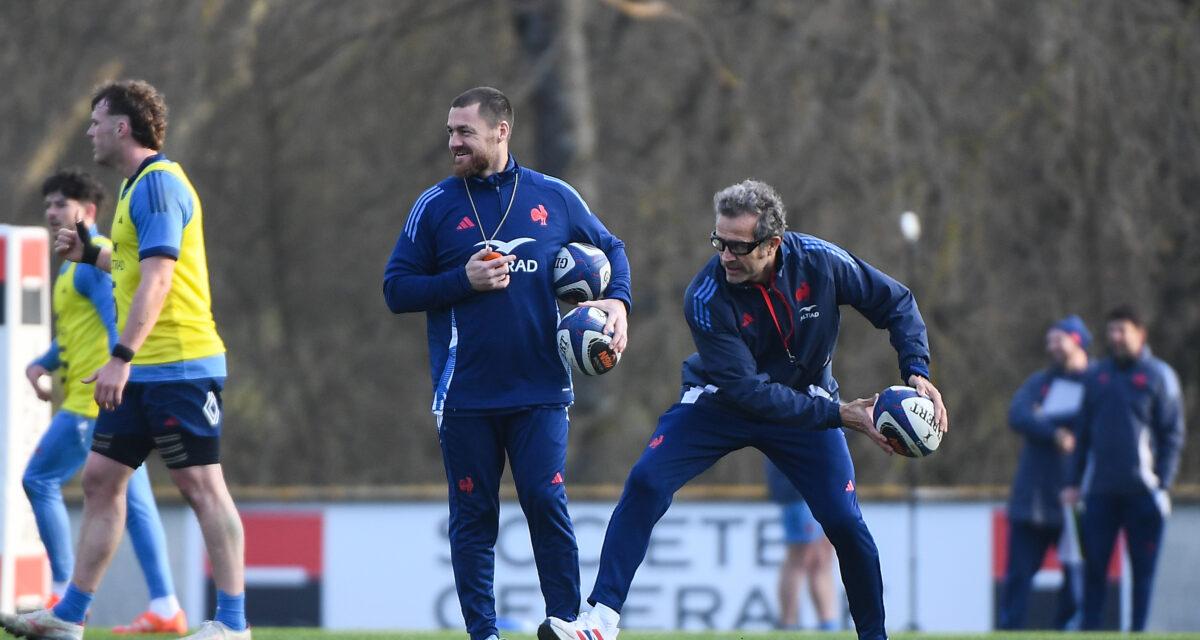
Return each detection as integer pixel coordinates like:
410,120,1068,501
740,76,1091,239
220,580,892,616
712,179,787,239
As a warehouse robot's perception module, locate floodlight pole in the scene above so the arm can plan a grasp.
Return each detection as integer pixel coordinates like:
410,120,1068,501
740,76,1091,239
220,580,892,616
899,211,921,632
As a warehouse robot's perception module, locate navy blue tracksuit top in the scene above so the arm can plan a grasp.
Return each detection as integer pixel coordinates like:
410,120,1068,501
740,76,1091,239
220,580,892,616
383,157,632,413
1069,348,1185,495
680,232,930,426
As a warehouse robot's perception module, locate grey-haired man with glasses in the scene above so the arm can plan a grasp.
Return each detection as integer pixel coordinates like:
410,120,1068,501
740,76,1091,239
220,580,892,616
551,179,948,640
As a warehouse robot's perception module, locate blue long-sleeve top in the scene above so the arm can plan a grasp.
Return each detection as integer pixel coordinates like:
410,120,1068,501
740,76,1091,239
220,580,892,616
383,156,632,413
73,255,119,348
1006,366,1090,526
680,232,930,427
1070,348,1186,495
32,245,119,370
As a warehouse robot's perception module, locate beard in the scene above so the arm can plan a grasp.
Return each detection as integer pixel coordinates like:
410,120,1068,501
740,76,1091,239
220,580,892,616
1111,349,1138,367
452,145,496,178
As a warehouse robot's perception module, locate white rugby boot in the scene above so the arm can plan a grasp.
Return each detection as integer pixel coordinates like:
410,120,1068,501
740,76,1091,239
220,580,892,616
575,606,621,640
536,616,576,640
0,608,84,640
179,621,251,639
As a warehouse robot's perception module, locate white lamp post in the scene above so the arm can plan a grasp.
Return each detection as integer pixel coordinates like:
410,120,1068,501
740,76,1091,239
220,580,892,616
899,210,921,631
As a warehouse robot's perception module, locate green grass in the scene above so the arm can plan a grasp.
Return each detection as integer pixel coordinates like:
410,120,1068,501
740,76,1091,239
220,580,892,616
72,631,1200,640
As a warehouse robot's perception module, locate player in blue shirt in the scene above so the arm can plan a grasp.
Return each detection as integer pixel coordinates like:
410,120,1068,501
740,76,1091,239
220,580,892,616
1062,305,1185,631
552,180,948,640
383,87,631,640
998,315,1091,630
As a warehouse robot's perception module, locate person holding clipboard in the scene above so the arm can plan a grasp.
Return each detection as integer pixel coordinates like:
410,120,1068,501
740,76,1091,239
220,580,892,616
998,315,1091,630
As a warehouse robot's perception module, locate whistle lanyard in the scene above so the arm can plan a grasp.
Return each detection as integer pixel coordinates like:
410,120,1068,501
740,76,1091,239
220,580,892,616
755,282,797,364
464,171,520,251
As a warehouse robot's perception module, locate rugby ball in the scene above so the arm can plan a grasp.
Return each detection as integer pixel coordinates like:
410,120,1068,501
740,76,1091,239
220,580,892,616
873,386,941,458
556,307,620,376
553,242,610,303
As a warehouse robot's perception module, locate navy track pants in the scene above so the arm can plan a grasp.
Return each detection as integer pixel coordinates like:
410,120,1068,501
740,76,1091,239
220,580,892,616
997,520,1079,629
439,408,580,640
1080,490,1164,631
588,399,886,640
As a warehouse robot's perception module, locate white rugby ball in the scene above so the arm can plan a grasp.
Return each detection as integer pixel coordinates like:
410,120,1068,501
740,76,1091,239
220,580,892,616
556,306,620,376
553,242,611,304
872,385,941,458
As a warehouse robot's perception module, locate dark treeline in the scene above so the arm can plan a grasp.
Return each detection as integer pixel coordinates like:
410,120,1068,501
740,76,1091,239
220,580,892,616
2,1,1197,488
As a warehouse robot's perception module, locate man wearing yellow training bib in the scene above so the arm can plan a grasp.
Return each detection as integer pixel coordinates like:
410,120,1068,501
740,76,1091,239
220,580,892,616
23,169,186,634
0,80,249,640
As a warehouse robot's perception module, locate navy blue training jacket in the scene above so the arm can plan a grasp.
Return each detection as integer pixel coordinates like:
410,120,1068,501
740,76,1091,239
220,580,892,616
1069,348,1185,495
383,157,632,413
680,232,930,427
1007,366,1090,526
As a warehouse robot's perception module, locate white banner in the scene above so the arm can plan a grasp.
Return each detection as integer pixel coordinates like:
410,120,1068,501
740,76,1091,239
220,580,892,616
322,500,994,633
74,500,1200,632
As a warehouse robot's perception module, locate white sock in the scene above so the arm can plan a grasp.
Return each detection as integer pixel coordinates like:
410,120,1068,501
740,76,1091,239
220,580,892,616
148,595,181,618
592,602,620,627
51,581,69,597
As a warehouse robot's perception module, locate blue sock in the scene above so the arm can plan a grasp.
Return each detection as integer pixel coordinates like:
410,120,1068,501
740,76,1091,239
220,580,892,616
215,590,247,631
51,584,93,624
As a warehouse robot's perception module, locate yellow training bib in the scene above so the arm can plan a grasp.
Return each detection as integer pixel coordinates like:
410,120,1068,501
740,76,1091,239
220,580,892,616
110,160,225,364
51,236,113,418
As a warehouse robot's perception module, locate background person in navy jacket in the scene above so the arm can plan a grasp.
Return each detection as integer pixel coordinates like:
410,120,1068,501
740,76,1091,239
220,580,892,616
559,179,948,640
1061,305,1185,632
383,87,632,640
998,315,1091,630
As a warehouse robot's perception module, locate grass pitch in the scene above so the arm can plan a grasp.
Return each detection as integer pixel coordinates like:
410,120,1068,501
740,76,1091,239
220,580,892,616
72,631,1200,640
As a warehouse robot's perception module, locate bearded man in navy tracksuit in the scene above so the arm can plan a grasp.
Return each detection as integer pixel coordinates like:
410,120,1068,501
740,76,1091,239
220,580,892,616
549,180,949,640
1062,305,1185,632
383,87,632,640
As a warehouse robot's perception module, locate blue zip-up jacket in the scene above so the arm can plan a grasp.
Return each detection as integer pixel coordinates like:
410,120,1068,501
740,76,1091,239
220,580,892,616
680,232,930,426
383,156,632,413
1006,366,1091,526
1069,348,1185,495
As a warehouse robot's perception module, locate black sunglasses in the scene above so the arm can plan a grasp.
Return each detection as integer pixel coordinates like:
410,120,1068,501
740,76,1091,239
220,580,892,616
710,231,768,256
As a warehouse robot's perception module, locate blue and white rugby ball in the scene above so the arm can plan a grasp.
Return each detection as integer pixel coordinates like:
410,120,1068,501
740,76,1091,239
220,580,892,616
553,242,610,304
873,386,941,458
556,307,620,376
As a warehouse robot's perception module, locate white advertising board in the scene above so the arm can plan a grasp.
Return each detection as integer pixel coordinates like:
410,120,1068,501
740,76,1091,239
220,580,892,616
83,500,1200,631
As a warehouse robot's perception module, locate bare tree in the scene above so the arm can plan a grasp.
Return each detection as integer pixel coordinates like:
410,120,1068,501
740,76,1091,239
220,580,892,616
2,0,1196,488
